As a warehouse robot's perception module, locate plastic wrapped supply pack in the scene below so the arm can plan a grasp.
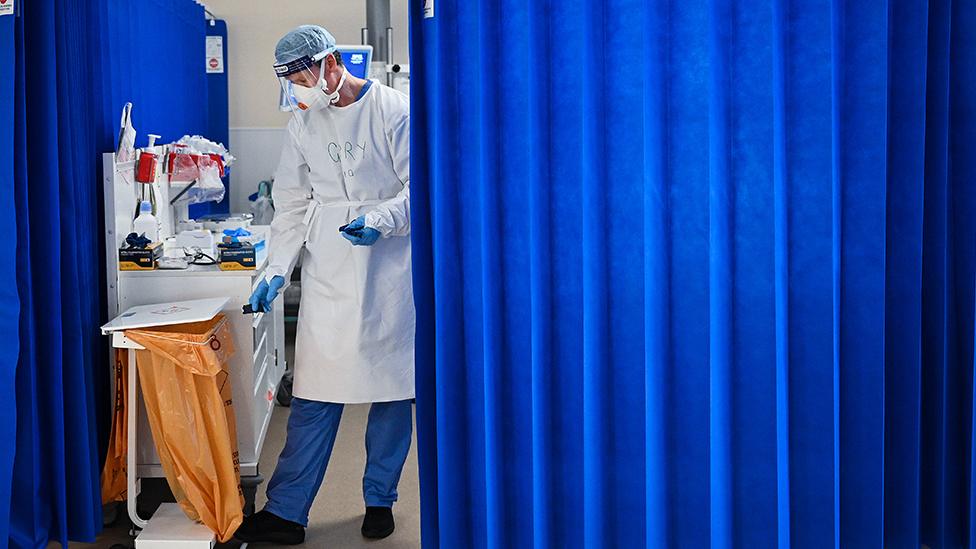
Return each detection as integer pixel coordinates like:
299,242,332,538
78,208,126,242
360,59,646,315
177,135,237,166
168,135,235,205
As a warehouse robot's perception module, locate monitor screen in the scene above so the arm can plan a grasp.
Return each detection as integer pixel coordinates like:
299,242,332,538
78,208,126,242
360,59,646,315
336,45,373,80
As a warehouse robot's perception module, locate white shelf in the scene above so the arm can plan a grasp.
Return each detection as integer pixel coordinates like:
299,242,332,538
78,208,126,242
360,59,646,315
118,255,267,278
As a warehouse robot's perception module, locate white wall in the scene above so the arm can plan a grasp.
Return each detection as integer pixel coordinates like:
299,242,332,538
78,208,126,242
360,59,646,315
228,128,286,213
203,0,409,211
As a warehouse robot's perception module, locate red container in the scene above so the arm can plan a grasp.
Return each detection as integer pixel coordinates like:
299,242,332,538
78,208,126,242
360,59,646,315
135,151,158,183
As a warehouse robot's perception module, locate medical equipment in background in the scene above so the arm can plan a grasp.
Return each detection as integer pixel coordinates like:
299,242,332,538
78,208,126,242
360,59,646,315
249,180,275,225
360,42,409,93
362,0,410,94
340,44,374,80
103,111,286,541
389,63,410,95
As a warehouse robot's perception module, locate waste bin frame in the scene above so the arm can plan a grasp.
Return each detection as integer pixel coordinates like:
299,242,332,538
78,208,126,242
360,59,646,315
110,330,151,530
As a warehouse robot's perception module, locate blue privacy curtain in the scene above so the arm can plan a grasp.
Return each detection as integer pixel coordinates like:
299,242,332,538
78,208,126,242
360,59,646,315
201,18,231,216
92,0,215,219
410,0,976,547
0,0,208,546
0,7,23,549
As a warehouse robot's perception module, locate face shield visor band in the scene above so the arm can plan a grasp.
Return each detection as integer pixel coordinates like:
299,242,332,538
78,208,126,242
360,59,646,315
273,48,333,76
274,57,313,77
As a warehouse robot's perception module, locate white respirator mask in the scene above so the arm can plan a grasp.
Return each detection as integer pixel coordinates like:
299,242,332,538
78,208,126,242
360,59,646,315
290,57,348,111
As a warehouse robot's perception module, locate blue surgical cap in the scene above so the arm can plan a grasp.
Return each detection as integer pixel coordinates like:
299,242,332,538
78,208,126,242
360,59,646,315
275,25,337,66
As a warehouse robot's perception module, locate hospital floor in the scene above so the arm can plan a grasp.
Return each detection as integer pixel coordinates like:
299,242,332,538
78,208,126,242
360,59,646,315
60,334,421,549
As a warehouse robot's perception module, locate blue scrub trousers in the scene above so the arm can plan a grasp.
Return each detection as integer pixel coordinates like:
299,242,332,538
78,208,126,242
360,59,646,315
263,397,413,527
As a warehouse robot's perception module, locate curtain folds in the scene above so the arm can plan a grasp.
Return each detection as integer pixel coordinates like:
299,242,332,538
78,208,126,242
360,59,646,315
411,0,976,547
0,1,207,546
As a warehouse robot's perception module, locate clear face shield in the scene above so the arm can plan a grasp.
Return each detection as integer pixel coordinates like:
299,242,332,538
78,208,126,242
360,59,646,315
276,51,348,130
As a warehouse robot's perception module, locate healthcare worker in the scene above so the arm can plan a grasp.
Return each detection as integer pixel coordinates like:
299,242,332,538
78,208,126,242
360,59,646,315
234,25,413,546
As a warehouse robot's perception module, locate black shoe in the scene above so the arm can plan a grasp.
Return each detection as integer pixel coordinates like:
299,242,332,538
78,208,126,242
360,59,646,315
361,506,395,539
233,509,305,545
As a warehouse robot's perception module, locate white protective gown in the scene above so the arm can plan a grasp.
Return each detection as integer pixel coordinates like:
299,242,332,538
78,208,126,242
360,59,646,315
266,83,414,403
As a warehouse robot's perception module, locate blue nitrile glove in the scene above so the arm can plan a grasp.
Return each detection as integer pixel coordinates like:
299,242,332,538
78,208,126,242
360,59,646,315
249,275,286,313
223,228,252,238
125,232,152,249
340,216,381,246
222,227,252,244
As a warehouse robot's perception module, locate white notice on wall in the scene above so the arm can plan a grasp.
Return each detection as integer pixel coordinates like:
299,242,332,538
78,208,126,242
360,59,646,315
424,0,434,18
206,35,224,74
0,0,15,17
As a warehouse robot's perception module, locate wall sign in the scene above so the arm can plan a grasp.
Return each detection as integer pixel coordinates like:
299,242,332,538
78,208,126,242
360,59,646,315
206,35,224,74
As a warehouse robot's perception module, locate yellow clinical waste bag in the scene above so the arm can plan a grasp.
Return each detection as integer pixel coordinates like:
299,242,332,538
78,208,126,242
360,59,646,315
124,314,244,543
101,349,129,504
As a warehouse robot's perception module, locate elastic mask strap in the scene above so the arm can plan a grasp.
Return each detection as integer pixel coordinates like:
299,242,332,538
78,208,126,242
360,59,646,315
324,66,348,105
